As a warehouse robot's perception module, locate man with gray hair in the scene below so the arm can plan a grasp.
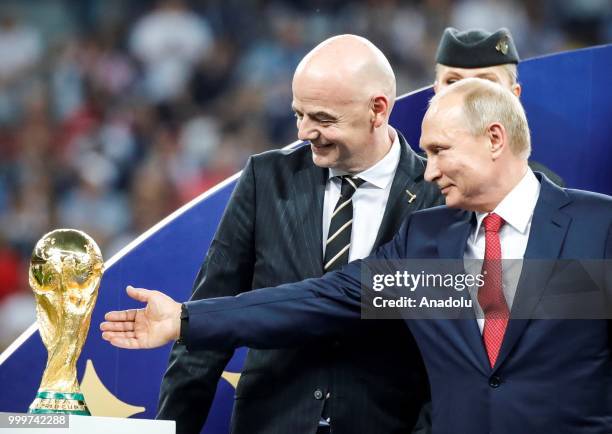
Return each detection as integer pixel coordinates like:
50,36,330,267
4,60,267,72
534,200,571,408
102,78,612,433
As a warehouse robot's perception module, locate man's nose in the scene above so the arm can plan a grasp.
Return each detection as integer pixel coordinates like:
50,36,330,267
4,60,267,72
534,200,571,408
297,117,319,142
424,157,441,183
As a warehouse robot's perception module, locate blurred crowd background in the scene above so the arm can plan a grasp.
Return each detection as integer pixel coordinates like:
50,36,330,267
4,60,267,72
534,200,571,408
0,0,611,350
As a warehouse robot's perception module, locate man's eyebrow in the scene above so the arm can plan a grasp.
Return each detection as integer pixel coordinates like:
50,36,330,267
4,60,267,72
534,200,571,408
310,111,337,120
291,108,338,120
443,72,462,79
420,141,443,151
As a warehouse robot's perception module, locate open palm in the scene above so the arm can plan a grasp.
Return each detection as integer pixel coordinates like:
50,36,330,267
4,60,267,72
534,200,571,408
100,286,182,349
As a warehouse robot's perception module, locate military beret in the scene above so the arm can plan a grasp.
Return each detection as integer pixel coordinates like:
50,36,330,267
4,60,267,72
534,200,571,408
435,27,520,68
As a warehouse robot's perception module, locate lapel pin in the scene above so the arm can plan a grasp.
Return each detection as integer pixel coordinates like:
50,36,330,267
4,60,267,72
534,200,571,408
406,189,416,204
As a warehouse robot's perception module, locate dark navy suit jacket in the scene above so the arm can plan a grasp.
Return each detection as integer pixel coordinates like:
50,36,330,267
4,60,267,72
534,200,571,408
184,175,612,434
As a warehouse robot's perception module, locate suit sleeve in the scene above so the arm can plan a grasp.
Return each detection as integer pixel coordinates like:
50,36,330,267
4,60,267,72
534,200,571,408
157,157,257,433
183,215,413,351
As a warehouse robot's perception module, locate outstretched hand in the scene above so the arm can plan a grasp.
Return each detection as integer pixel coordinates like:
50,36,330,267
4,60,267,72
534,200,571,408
100,286,182,349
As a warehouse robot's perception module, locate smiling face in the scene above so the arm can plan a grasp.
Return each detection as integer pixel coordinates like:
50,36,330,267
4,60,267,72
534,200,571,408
420,93,497,211
290,34,396,174
292,71,376,173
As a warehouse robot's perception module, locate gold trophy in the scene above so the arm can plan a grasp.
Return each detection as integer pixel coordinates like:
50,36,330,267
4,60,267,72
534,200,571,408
28,229,104,415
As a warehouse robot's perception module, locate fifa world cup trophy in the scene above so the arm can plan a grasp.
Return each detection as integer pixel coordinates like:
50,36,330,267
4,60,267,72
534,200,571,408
27,229,104,415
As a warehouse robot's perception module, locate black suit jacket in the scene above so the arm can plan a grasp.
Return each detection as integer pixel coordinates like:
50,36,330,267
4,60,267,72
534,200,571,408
157,134,443,434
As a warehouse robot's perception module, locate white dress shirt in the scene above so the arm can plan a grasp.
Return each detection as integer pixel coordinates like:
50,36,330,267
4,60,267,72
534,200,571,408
322,130,401,261
464,168,541,332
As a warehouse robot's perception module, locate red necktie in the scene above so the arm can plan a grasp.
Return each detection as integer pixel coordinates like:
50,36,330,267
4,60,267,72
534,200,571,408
478,212,509,368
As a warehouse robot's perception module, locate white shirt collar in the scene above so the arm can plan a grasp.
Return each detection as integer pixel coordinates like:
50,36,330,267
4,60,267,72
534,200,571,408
328,127,401,190
473,168,541,237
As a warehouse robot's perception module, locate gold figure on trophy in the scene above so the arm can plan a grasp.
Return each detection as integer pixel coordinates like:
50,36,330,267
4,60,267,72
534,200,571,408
28,229,104,415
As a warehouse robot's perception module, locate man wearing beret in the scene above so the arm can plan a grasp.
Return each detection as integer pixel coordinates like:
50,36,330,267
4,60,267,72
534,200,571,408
433,27,564,186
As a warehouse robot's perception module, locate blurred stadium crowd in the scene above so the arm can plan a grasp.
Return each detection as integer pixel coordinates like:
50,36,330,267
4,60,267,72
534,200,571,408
0,0,610,350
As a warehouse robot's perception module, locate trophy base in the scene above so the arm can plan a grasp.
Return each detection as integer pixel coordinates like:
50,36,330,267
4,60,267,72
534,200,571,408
28,391,91,415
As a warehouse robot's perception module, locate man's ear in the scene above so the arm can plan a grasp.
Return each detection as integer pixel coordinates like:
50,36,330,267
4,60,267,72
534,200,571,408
370,95,389,128
512,83,522,97
487,122,507,160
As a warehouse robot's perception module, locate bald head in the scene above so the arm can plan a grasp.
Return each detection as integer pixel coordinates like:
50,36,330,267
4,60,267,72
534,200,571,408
294,34,396,113
290,35,398,173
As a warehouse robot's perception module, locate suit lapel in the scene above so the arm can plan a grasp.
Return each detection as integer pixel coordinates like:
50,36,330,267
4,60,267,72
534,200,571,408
288,146,328,277
374,133,431,247
494,175,572,370
380,134,489,371
436,211,492,371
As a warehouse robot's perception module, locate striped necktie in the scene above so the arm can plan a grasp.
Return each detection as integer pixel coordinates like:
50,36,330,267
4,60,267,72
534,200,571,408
323,175,365,272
